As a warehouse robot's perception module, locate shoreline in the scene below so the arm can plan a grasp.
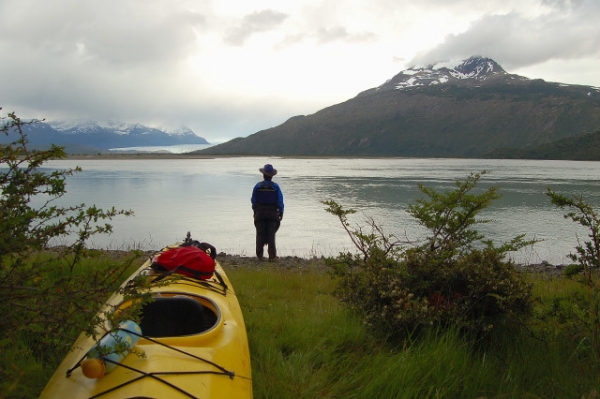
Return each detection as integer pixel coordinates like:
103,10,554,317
63,153,416,161
65,153,218,160
219,254,569,276
102,249,568,276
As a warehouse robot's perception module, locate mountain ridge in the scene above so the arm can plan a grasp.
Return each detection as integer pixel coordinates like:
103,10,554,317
367,57,510,94
199,57,600,158
1,119,210,153
485,128,600,160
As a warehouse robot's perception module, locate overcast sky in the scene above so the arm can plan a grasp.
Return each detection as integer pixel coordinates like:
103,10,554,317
1,0,599,143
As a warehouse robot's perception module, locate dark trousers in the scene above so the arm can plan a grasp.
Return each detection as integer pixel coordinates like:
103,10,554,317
254,206,280,259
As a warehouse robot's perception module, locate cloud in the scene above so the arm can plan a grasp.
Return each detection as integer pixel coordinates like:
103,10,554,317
315,26,377,44
0,1,207,69
224,10,289,46
1,0,599,143
410,0,600,71
78,10,206,67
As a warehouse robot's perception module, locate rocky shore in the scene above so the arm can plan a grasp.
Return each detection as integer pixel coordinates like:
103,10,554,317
514,261,569,277
217,253,329,271
114,249,568,277
219,254,569,276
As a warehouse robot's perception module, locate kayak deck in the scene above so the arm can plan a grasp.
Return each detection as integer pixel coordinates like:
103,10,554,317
40,259,252,399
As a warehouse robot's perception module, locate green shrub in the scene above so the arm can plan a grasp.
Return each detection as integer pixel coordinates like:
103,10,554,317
325,172,534,340
0,110,150,397
227,262,600,398
547,189,600,281
546,189,600,365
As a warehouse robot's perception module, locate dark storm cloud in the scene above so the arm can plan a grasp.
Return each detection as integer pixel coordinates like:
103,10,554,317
224,10,289,46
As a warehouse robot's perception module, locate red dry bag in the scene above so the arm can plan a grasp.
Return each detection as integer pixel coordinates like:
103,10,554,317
151,246,215,280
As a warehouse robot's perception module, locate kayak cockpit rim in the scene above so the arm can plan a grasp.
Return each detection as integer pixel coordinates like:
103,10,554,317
137,292,222,338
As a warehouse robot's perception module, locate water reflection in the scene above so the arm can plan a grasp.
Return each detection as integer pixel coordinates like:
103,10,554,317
39,157,600,265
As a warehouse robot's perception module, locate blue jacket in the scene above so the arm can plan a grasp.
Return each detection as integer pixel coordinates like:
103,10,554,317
251,180,284,216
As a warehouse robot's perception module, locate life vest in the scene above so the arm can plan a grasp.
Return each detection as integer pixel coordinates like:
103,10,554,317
255,181,278,205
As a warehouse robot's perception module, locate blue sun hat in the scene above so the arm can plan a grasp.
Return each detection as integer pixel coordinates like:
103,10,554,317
259,164,277,177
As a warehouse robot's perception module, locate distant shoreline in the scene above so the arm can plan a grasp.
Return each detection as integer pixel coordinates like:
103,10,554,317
64,153,382,160
95,249,568,276
65,153,219,160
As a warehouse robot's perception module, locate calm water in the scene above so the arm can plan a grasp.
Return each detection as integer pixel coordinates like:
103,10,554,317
41,157,600,265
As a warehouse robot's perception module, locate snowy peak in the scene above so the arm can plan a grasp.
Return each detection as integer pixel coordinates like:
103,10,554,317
382,57,511,91
448,57,506,79
48,119,134,134
48,119,199,138
18,119,211,150
162,125,196,137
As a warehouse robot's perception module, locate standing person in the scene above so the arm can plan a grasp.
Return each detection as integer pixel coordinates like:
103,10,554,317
251,164,284,261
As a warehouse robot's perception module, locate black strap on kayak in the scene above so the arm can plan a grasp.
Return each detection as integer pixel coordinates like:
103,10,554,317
87,367,236,399
124,328,234,377
152,269,228,296
149,245,229,296
151,264,214,281
66,327,115,378
66,326,234,376
67,327,241,399
88,328,237,399
213,270,228,294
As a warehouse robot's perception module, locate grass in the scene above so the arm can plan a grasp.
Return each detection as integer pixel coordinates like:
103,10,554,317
4,255,600,398
227,264,600,398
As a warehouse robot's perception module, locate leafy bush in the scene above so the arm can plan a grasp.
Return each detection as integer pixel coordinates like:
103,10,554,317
325,172,533,339
0,110,149,396
547,189,600,280
546,189,600,364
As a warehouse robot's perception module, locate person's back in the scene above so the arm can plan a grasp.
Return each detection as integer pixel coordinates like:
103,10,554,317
251,164,284,260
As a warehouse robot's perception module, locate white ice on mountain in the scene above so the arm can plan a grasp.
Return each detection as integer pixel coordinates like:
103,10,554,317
48,119,196,136
392,58,505,91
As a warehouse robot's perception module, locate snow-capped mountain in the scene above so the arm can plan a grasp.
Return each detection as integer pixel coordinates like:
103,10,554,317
7,120,210,152
47,120,204,138
48,119,135,134
375,57,520,92
202,56,600,158
162,125,198,137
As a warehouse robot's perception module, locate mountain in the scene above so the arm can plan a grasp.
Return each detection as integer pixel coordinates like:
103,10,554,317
198,57,600,158
485,128,600,160
2,119,210,153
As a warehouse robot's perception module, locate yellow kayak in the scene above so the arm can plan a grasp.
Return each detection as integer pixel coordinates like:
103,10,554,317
41,246,252,399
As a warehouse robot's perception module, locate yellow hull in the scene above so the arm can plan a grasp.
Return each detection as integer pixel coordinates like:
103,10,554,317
41,253,252,399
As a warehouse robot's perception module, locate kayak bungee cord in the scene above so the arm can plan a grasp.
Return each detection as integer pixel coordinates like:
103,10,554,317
85,366,230,399
121,328,235,377
42,235,252,399
63,239,239,398
175,273,229,296
67,327,235,377
66,327,238,399
149,258,229,296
